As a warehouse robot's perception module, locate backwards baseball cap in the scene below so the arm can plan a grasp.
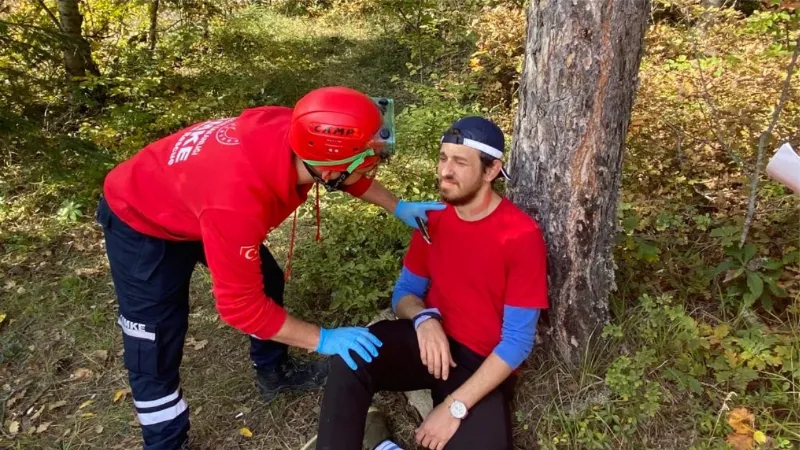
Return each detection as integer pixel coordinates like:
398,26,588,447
440,116,511,180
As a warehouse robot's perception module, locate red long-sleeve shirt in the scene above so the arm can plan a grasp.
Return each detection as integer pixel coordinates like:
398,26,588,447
103,106,372,339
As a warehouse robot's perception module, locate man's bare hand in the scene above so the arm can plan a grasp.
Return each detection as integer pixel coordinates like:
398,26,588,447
415,401,460,450
416,319,456,380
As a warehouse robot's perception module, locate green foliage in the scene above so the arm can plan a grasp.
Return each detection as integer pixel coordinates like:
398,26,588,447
2,0,799,448
286,197,409,323
540,294,800,449
56,200,84,224
711,241,796,311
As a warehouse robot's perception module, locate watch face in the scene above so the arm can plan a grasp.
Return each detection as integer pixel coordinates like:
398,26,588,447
450,400,467,419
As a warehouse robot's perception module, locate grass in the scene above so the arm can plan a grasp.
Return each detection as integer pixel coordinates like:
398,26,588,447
0,221,420,449
0,8,421,449
2,3,800,450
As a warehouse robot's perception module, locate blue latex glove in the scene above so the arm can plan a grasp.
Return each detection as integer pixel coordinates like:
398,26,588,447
316,327,383,370
394,200,446,229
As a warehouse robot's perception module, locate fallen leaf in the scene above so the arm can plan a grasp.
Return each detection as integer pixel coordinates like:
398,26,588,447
6,389,26,408
113,389,129,403
80,412,95,418
186,337,208,351
30,405,46,422
728,407,755,435
727,432,755,450
239,427,253,438
72,368,93,381
95,425,104,434
753,430,767,444
9,420,20,434
0,313,6,324
193,406,203,416
79,400,94,409
48,400,68,410
36,422,52,433
63,428,71,437
92,350,109,361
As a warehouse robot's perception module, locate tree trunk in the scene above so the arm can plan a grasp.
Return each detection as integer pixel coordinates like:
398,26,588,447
149,0,159,53
57,0,100,78
508,0,650,365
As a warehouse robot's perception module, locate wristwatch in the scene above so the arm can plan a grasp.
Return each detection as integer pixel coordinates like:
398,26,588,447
446,395,468,419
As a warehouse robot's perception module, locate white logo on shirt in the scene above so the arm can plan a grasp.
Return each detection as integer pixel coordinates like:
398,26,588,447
215,121,239,145
239,245,258,261
167,118,235,165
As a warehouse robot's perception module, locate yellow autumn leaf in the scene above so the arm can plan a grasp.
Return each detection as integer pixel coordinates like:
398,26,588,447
36,422,52,434
714,323,731,340
753,430,766,444
727,433,755,450
728,407,755,435
113,389,129,403
0,313,7,325
79,399,94,409
239,427,253,438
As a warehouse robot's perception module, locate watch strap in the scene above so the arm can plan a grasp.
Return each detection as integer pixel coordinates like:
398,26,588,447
413,307,442,329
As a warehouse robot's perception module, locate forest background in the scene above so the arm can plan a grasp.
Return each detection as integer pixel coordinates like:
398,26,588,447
1,0,799,449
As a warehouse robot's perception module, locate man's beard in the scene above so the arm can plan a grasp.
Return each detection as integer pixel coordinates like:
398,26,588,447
439,177,482,206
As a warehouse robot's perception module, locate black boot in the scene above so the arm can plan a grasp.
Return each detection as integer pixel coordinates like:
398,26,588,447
254,357,329,403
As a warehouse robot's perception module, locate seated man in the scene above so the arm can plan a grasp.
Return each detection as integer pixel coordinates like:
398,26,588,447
315,117,548,450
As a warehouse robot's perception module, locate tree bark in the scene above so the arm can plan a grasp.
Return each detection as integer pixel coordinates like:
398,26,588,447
57,0,100,78
508,0,650,365
148,0,159,53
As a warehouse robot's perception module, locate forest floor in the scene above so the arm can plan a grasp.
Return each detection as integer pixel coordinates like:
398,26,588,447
0,10,431,450
2,4,799,450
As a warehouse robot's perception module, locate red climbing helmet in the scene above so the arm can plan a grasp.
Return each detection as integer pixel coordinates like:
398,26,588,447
289,86,387,173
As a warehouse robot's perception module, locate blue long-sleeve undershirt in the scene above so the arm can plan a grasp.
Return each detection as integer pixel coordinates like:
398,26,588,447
391,267,429,312
493,307,541,370
390,267,540,369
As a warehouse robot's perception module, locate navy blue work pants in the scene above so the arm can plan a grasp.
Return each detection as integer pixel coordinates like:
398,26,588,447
96,197,286,450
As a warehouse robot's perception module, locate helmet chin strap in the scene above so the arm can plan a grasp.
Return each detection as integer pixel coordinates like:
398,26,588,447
302,150,373,192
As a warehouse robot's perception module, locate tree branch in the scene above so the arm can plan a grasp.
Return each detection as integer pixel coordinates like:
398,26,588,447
0,19,64,37
689,31,745,167
31,0,63,32
739,35,800,248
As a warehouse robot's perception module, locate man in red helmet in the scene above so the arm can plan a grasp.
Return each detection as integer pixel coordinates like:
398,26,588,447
96,86,444,450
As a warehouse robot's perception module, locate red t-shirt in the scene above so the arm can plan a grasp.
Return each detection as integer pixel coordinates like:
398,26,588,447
402,197,548,358
103,106,372,339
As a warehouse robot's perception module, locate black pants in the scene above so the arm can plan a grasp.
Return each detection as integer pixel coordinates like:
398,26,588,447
96,197,287,450
317,320,515,450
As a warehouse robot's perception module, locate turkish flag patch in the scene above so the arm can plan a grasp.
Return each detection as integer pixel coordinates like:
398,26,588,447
239,245,258,261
